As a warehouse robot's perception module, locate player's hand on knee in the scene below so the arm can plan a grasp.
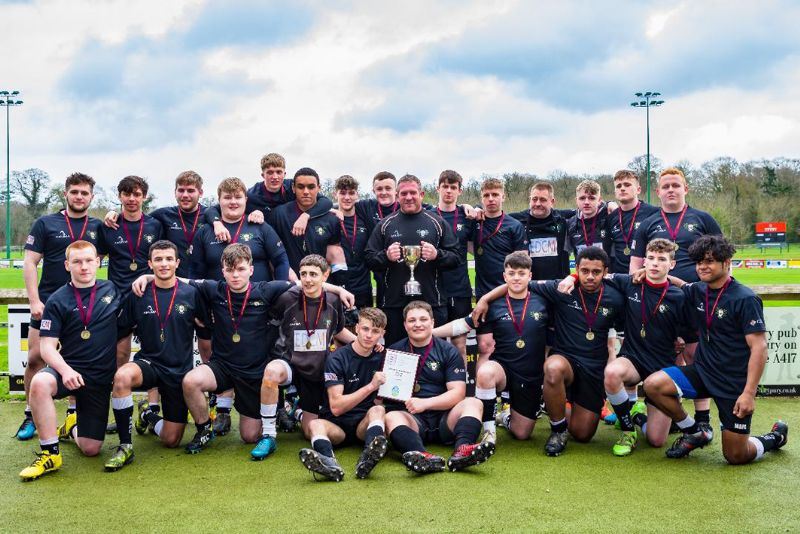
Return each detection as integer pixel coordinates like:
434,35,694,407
63,368,85,390
733,392,755,418
405,397,427,414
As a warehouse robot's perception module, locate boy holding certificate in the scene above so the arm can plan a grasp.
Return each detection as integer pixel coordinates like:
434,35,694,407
384,301,494,474
298,308,389,481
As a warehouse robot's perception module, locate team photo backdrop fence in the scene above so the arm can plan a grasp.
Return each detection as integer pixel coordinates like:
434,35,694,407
4,305,793,395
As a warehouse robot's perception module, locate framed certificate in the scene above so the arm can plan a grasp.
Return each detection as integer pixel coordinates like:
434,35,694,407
377,349,420,402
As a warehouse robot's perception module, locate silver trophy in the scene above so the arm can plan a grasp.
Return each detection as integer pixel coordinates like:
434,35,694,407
402,245,422,296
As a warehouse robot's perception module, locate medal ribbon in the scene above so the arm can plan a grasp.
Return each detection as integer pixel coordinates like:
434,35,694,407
377,201,398,219
151,281,180,340
226,282,251,334
63,211,89,242
340,213,358,250
577,284,605,334
479,212,506,245
704,278,732,337
505,291,530,338
640,281,669,332
660,205,688,241
618,202,640,248
409,338,435,382
71,283,98,332
229,216,247,244
302,291,326,340
580,213,598,247
437,207,459,234
178,208,201,248
122,216,145,264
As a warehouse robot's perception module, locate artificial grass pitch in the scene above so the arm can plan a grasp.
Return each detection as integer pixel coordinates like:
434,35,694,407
1,399,797,533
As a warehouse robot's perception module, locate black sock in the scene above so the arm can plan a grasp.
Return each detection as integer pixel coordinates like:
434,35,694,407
481,399,496,423
42,442,60,455
217,407,231,415
66,407,76,416
195,420,211,434
144,410,163,427
632,411,648,428
610,399,634,431
312,437,335,458
389,425,425,453
208,393,217,408
365,424,384,444
24,409,32,418
453,416,482,448
685,422,700,434
550,418,568,433
755,433,780,452
694,409,710,424
150,404,161,416
113,406,134,445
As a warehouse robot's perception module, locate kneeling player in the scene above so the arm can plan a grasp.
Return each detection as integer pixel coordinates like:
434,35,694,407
105,240,208,470
433,251,549,444
644,235,787,463
298,308,389,481
19,241,120,481
385,301,493,474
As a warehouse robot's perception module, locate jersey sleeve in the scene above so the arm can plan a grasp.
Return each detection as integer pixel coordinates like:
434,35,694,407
364,221,391,269
630,222,648,258
25,218,46,253
443,345,466,383
529,279,559,303
512,222,527,252
332,292,345,334
203,204,222,224
39,298,65,339
323,352,346,388
189,230,207,279
308,195,333,219
262,223,290,280
116,291,137,339
739,294,766,335
701,212,722,235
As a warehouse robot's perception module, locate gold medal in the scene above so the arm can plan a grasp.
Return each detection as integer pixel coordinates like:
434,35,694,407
640,327,646,338
586,331,595,341
476,247,483,256
623,247,631,256
232,333,241,343
306,340,312,350
414,382,421,393
160,330,166,343
129,262,138,271
80,329,91,340
516,338,525,349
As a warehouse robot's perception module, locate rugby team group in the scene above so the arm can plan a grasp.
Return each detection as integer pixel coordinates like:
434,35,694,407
13,153,788,482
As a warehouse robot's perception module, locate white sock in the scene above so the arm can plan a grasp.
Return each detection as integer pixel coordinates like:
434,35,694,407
475,387,496,401
606,387,628,407
748,437,765,460
261,403,277,437
368,420,385,431
677,416,695,430
153,419,164,436
216,396,233,410
483,420,496,433
111,395,134,410
628,390,638,403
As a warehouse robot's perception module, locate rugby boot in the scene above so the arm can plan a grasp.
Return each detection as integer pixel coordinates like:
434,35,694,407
355,435,388,479
104,444,135,471
251,435,278,461
402,451,445,474
665,428,713,459
19,451,62,481
447,441,495,472
15,415,36,441
299,449,344,482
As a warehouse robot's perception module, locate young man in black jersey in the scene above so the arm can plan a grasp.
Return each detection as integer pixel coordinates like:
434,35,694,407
298,308,389,481
355,171,400,234
257,255,357,460
385,301,493,474
434,252,549,445
364,174,460,344
565,179,611,257
428,170,477,359
474,247,624,456
268,168,347,284
333,175,372,308
644,235,788,464
630,168,723,437
205,153,333,242
558,238,684,455
104,240,208,471
18,173,103,441
19,241,121,481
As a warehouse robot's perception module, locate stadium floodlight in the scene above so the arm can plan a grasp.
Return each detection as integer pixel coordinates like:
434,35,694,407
0,90,24,259
630,91,665,204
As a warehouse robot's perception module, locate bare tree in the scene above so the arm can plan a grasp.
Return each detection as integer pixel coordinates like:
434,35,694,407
12,168,55,219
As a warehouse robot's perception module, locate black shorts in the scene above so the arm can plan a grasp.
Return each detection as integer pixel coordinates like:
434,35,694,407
678,325,699,344
447,297,472,323
500,369,544,420
413,410,454,446
294,373,325,416
40,367,111,441
321,414,362,446
206,360,260,420
662,364,752,434
133,359,188,424
561,356,605,415
616,354,657,383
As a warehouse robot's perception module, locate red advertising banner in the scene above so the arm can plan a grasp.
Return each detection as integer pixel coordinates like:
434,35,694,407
756,222,786,233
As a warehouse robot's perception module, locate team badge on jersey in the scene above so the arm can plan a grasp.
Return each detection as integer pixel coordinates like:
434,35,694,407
102,295,113,304
240,233,252,242
427,360,439,371
316,227,326,236
176,304,187,314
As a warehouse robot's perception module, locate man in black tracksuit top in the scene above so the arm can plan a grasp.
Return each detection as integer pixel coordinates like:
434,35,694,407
364,174,460,344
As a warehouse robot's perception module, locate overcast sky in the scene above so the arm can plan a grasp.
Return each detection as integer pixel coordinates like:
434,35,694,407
2,0,799,205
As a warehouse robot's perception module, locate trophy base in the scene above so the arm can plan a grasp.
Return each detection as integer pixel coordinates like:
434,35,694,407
404,281,422,296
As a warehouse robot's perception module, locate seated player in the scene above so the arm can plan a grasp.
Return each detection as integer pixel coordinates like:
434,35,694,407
298,308,389,481
385,301,494,474
256,255,357,460
558,238,685,455
104,240,208,471
644,235,788,464
19,241,121,481
433,251,549,444
473,247,624,456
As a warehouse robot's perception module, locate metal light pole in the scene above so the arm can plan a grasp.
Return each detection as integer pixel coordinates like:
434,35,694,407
0,90,23,259
630,92,664,204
